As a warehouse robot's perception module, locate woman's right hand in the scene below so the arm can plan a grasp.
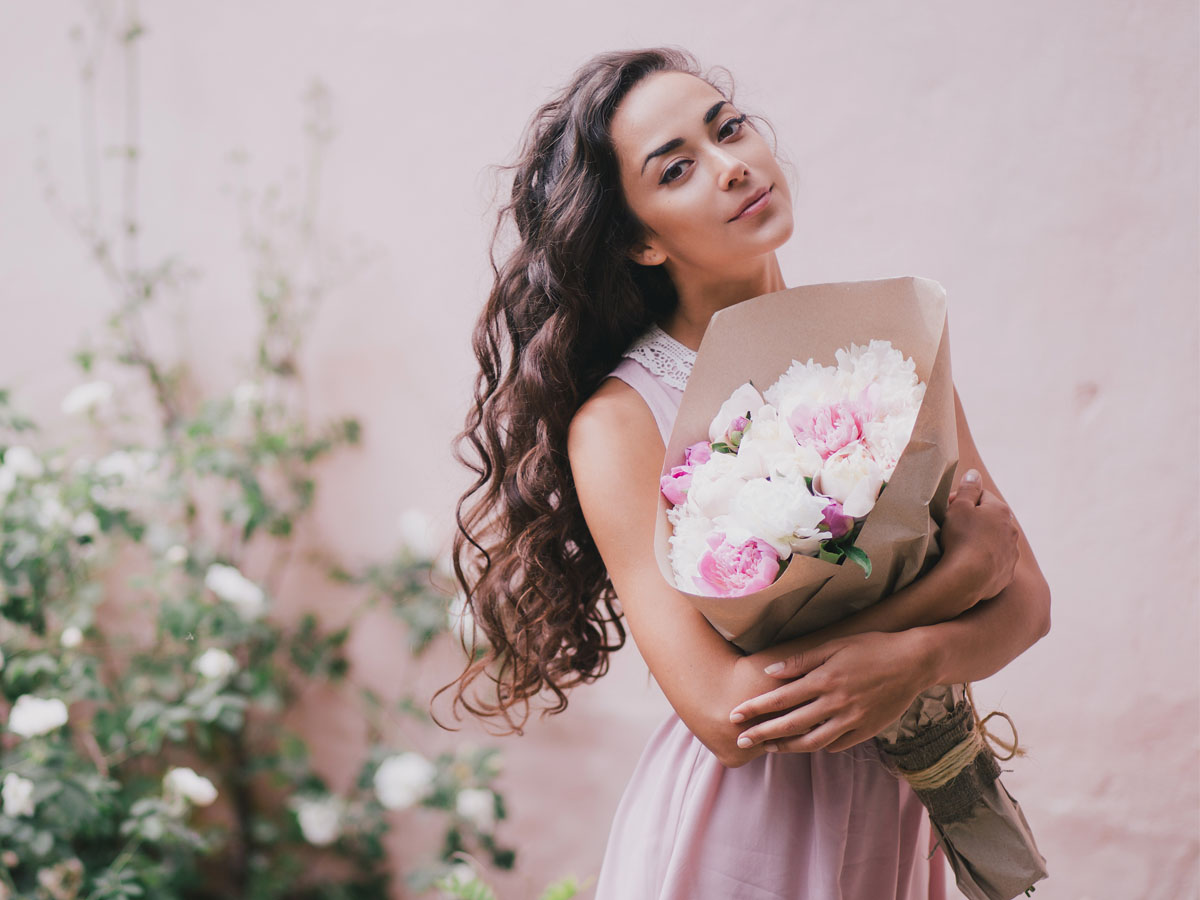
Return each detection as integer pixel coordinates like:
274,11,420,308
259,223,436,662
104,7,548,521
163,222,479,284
938,468,1022,612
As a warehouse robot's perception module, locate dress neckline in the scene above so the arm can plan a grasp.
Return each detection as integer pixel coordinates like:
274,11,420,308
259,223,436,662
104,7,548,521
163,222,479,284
622,323,696,391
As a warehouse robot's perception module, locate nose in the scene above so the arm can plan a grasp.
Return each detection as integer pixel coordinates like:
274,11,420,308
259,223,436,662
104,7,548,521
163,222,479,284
712,146,750,190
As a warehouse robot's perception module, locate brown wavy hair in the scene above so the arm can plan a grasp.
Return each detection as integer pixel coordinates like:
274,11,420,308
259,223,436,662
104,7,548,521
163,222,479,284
430,47,764,736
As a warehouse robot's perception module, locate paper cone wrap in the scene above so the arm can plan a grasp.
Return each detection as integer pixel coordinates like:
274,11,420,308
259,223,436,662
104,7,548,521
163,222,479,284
652,276,1047,900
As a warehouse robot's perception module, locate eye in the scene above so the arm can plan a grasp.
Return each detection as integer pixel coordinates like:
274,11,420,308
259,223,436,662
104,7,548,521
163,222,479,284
660,159,691,185
718,114,748,140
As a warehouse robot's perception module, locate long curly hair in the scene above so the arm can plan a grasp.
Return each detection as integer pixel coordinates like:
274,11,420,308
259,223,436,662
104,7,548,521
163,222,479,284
430,47,753,736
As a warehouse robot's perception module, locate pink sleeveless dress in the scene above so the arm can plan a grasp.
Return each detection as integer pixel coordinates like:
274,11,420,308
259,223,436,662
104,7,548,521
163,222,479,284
591,324,949,900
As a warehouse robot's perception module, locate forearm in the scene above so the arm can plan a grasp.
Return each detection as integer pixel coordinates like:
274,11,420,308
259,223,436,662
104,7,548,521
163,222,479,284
913,558,1051,687
742,554,973,673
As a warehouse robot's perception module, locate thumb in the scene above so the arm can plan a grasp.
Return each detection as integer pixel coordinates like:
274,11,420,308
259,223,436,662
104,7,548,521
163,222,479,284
763,640,840,679
952,468,983,505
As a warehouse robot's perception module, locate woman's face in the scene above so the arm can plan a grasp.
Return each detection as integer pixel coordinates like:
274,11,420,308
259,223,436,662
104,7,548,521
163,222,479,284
610,71,793,279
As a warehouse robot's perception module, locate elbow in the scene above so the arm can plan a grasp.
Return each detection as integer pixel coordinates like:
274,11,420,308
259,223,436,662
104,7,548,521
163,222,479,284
1033,581,1052,641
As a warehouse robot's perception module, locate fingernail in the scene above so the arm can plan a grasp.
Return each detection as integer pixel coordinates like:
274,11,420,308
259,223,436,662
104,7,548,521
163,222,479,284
764,662,784,675
764,743,779,752
730,712,745,724
737,735,752,748
963,469,980,484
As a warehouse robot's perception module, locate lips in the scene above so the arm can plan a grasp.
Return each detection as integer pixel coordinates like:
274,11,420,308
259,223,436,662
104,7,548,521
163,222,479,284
728,186,772,222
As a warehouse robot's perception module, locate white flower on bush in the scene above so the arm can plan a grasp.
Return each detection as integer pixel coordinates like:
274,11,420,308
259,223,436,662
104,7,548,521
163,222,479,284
455,787,496,832
89,449,159,510
7,695,69,738
204,563,267,620
2,773,36,817
0,467,14,503
447,590,483,649
70,510,99,538
61,380,114,417
165,544,188,565
288,794,343,846
194,647,238,681
398,507,438,559
232,381,263,416
2,446,43,480
373,752,436,810
60,626,83,649
31,485,71,531
162,767,218,815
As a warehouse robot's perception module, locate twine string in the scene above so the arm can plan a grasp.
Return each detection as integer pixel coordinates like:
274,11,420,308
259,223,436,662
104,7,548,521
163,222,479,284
899,683,1027,792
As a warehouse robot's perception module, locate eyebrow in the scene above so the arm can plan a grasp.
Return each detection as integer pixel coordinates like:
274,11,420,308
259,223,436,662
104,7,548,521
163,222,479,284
640,100,728,175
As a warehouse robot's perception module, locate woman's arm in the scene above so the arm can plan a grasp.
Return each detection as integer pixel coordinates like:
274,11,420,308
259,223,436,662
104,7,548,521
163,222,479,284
728,385,1051,756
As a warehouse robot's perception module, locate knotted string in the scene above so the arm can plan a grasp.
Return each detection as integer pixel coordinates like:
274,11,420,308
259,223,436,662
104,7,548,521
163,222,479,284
900,683,1025,792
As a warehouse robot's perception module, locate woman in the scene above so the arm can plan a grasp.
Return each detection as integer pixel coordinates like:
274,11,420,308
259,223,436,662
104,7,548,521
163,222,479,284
434,47,1051,899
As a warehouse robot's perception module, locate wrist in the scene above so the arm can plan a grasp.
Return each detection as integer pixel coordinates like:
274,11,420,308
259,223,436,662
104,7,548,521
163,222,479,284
906,625,946,691
938,551,984,613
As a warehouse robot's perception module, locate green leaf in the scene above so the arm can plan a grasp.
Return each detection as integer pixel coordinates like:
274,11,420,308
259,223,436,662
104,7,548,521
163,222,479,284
538,877,583,900
844,544,872,579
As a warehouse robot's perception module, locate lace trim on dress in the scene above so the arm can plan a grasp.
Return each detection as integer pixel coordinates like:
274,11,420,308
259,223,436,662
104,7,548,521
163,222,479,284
622,323,696,391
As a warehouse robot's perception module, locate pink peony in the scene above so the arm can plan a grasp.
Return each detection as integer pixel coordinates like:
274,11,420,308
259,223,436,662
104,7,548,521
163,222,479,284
693,530,780,597
660,466,693,506
819,498,855,540
787,395,873,460
684,440,713,467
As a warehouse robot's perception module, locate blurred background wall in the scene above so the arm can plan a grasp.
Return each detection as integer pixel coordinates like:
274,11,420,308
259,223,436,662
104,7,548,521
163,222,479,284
1,1,1196,897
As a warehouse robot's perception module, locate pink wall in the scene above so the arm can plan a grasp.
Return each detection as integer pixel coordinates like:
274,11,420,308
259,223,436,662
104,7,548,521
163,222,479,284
1,2,1196,897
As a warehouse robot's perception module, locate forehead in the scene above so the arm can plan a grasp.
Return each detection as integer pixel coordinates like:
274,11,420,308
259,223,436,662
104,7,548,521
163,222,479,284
610,71,726,164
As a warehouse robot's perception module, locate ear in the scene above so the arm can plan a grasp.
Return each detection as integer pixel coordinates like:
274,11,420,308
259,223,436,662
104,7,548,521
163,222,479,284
627,241,667,267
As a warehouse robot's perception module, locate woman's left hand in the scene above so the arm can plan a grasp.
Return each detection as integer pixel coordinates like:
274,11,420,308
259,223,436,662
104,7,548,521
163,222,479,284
728,630,934,754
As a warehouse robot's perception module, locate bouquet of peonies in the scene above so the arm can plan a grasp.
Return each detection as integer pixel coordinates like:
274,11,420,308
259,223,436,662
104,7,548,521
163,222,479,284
652,277,1047,900
661,337,926,596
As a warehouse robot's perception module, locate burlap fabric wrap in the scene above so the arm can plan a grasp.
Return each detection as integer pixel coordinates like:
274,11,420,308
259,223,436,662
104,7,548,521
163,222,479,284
653,277,1048,900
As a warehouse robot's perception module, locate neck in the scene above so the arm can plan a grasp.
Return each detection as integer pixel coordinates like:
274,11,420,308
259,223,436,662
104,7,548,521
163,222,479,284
658,254,786,352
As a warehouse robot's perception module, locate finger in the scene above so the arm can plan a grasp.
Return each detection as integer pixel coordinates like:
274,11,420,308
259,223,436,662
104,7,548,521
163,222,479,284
760,640,840,680
953,468,983,505
738,701,836,749
760,718,851,754
825,729,869,753
730,678,825,724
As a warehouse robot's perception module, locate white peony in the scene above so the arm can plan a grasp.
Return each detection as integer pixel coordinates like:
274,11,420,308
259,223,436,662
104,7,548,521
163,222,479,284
732,404,823,482
7,695,69,738
813,442,885,518
61,381,114,417
2,446,43,480
60,626,83,649
204,564,267,621
288,794,342,846
162,767,218,812
373,752,436,810
682,451,744,520
764,358,844,423
666,511,715,592
397,507,438,559
2,773,36,817
455,787,496,832
707,382,764,444
727,477,829,558
194,648,238,681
